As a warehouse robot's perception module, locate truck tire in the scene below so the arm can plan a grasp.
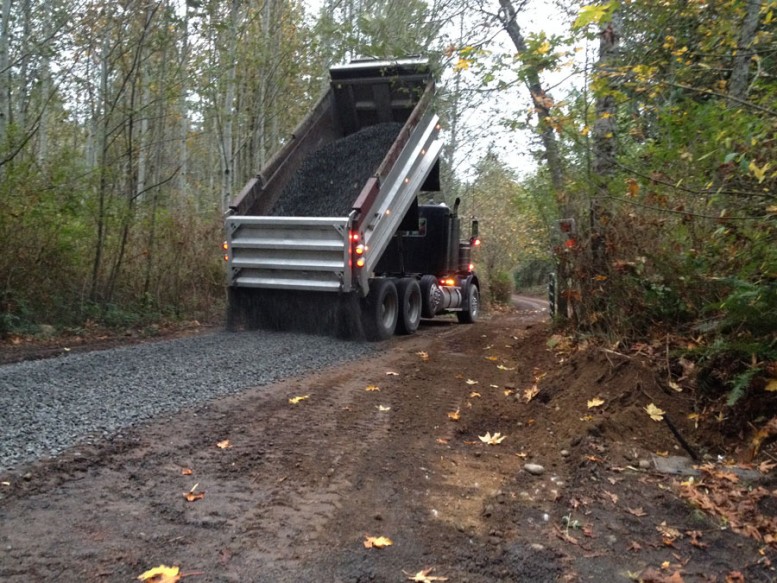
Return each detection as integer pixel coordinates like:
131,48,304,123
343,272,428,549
362,278,399,341
395,278,422,335
420,274,442,318
457,283,480,324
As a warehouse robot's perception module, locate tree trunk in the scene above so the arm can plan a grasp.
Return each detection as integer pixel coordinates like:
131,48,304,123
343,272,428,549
728,0,761,107
498,0,564,196
0,0,12,148
221,0,239,213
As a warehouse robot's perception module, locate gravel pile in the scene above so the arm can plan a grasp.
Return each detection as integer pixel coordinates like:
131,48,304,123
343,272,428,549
271,123,403,217
0,331,376,472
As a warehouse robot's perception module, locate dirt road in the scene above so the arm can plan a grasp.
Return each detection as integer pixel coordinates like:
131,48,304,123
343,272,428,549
1,304,775,582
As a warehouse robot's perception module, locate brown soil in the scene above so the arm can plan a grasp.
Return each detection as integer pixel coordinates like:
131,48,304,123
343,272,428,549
1,305,776,582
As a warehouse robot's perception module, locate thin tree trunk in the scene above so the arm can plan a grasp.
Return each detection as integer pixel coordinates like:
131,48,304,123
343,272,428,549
498,0,564,196
728,0,761,107
177,0,189,205
90,18,112,302
221,0,239,213
0,0,12,147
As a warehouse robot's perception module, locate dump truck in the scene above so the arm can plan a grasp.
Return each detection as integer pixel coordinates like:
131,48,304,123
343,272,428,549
224,57,480,340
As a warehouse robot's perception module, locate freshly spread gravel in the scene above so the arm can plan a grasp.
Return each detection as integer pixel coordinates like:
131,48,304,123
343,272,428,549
0,330,376,472
271,122,403,217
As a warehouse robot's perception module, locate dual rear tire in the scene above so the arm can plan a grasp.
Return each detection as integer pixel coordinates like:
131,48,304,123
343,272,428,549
361,277,422,341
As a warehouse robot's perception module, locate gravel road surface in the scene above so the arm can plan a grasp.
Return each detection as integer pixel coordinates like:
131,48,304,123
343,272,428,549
0,330,375,472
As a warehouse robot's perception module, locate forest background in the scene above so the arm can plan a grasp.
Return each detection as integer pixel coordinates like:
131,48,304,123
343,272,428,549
0,0,775,405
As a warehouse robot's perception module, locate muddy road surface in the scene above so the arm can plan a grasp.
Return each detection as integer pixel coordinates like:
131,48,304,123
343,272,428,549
1,301,775,582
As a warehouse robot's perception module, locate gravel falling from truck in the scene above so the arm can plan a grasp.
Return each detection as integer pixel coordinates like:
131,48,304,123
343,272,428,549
271,122,404,217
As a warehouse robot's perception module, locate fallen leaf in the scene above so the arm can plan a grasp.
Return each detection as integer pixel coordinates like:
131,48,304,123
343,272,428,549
489,384,499,388
377,405,391,412
668,380,683,392
504,389,515,396
289,395,310,404
603,490,618,504
656,522,682,542
587,397,605,409
435,438,449,444
180,468,193,476
448,409,461,421
404,567,449,582
485,356,498,361
628,541,642,552
216,440,231,449
580,415,594,421
497,364,516,371
183,483,205,502
137,564,181,583
416,351,430,362
465,379,478,385
479,431,507,445
469,391,481,398
365,385,380,392
645,403,666,421
363,535,393,549
766,379,777,392
386,371,399,376
523,385,539,402
627,507,647,517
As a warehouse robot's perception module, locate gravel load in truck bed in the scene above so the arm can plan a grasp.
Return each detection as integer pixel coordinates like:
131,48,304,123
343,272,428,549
0,330,375,472
271,122,403,217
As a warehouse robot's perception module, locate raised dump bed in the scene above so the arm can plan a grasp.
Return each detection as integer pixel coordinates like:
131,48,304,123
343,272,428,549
225,58,479,340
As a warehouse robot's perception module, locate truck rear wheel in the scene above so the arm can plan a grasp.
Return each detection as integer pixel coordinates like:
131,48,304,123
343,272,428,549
362,279,399,341
395,278,422,335
420,275,442,318
457,283,480,324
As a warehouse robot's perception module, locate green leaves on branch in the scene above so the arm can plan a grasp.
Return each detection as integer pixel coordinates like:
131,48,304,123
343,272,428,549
572,2,619,31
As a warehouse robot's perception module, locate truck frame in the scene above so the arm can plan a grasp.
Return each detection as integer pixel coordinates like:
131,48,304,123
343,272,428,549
224,57,480,340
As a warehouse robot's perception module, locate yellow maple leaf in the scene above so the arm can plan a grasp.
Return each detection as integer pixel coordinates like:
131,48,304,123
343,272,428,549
644,403,666,421
137,565,181,583
469,391,481,398
587,397,605,409
364,535,393,549
365,385,380,392
448,409,461,421
537,40,551,55
289,395,310,404
216,439,231,449
416,351,430,361
765,379,777,392
405,567,449,582
377,405,391,412
465,379,478,385
523,385,539,402
453,57,471,71
485,356,498,361
479,431,507,445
